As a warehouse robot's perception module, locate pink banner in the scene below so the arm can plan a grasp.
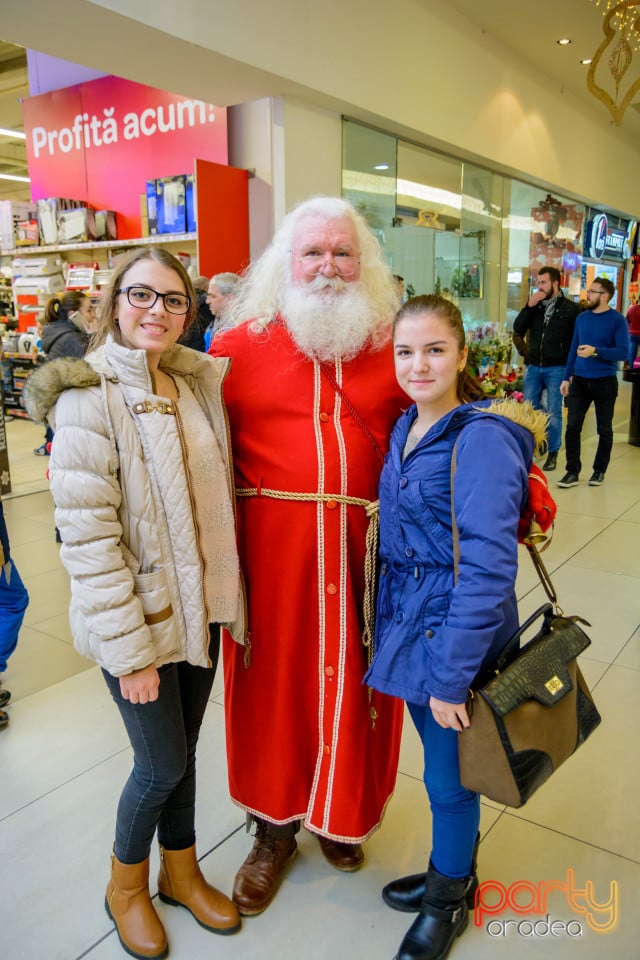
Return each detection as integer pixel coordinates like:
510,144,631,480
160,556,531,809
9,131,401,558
23,76,228,239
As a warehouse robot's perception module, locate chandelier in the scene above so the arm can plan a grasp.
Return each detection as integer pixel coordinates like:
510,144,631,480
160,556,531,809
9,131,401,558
588,0,640,123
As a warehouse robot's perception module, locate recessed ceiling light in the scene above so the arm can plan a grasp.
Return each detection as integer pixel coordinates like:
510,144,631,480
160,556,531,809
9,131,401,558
374,163,389,171
580,58,593,65
557,38,572,45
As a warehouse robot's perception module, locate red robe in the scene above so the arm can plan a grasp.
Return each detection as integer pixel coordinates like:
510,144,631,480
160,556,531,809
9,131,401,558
210,319,405,841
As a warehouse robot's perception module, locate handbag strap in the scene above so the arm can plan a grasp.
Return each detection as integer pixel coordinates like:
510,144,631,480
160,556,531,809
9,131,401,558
319,362,385,465
450,436,559,608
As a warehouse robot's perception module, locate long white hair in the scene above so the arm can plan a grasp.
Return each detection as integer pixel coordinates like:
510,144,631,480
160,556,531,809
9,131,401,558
227,196,398,353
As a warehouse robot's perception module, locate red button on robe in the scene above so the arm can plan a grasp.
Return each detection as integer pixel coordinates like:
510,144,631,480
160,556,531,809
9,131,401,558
211,320,405,841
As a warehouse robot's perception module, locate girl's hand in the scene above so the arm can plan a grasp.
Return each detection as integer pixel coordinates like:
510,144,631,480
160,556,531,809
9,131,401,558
119,665,160,704
429,696,470,732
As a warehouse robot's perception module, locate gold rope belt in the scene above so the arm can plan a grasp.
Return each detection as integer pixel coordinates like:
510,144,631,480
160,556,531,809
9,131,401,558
235,486,379,665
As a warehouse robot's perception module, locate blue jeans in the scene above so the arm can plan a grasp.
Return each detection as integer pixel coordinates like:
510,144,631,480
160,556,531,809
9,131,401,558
565,375,618,476
103,627,219,864
523,364,565,453
630,334,640,370
0,559,29,672
407,701,480,880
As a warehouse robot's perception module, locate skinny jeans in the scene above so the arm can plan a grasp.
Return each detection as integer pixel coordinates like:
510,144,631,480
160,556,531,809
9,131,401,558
103,627,219,864
407,700,480,880
564,375,618,476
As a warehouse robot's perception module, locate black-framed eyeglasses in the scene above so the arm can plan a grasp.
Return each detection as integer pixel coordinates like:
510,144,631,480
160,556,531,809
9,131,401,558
587,288,604,295
117,285,191,315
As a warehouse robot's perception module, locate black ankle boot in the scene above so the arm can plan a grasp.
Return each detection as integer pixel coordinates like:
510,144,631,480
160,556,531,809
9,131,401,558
383,834,479,913
394,862,469,960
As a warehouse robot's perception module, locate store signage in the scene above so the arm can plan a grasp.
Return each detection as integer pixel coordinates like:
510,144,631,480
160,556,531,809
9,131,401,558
604,227,627,258
586,213,607,259
22,76,228,239
623,220,637,259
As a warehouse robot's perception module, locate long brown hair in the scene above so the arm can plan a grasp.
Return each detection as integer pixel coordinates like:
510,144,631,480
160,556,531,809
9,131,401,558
90,248,197,351
393,294,484,403
44,290,89,325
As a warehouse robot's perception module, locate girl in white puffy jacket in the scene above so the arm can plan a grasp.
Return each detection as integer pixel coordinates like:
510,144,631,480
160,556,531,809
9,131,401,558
25,248,245,959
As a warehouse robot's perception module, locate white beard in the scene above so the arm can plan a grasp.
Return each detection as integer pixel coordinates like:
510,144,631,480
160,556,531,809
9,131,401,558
282,276,377,362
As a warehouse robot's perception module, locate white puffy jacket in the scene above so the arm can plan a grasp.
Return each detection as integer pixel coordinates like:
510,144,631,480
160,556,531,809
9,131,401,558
24,336,246,677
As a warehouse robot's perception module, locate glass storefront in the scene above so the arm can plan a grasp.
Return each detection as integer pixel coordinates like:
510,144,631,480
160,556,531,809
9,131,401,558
341,119,612,338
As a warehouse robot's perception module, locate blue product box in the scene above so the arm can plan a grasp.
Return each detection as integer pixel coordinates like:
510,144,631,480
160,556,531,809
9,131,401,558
156,175,186,234
146,180,159,235
185,174,196,233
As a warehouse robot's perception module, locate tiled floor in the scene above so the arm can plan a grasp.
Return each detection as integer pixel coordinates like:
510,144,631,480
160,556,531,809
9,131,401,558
1,386,639,960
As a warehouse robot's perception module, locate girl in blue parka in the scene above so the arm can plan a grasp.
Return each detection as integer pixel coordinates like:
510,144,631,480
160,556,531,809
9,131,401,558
365,295,546,960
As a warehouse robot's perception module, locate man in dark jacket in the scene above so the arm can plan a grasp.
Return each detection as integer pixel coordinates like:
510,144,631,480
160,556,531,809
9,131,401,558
513,266,579,470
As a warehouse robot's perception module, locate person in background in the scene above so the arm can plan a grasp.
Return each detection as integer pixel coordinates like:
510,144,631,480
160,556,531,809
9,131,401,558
513,266,579,471
179,276,210,351
558,276,629,488
0,496,30,730
626,297,640,370
34,291,96,456
82,297,100,335
41,290,95,360
393,274,406,303
367,295,545,960
24,248,244,959
209,196,405,916
204,273,241,348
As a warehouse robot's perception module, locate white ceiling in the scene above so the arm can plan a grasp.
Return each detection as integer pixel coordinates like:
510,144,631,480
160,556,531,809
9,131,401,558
444,0,640,117
1,1,639,203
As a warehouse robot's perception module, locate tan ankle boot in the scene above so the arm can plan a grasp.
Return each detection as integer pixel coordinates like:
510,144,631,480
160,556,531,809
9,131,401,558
158,844,240,934
105,852,168,960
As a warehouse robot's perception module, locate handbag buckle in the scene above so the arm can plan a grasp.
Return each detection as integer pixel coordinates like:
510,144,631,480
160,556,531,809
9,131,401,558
545,675,564,695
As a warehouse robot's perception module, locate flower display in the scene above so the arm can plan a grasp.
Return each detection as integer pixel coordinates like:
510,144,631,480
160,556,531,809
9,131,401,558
466,327,523,399
477,370,524,400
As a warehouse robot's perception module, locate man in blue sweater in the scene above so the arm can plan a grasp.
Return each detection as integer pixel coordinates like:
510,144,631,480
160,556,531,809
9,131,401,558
558,276,629,487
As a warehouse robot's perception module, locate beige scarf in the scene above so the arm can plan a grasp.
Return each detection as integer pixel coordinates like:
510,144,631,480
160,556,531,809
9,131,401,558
176,380,240,623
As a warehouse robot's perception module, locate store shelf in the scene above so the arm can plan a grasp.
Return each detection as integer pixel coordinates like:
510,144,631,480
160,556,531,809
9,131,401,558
1,352,38,421
1,232,197,258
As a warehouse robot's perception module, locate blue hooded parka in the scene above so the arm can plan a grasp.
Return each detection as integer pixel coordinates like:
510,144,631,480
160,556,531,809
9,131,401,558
365,399,545,707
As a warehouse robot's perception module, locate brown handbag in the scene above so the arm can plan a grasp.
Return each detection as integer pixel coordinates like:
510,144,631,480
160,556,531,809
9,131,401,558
450,439,602,808
457,602,601,807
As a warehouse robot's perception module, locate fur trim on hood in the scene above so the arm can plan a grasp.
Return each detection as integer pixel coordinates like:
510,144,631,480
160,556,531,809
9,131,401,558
23,357,100,424
481,398,549,457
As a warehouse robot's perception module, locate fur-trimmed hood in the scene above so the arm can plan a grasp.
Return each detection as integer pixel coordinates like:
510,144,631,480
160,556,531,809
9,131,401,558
479,397,548,456
24,357,100,424
23,337,226,424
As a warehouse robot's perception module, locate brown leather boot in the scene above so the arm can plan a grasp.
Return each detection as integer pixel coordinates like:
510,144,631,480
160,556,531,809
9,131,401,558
158,843,240,934
317,835,364,872
232,820,298,916
105,852,168,960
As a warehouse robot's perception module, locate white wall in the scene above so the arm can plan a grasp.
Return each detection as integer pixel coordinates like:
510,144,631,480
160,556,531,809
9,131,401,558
4,0,639,227
69,0,639,216
280,99,342,213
